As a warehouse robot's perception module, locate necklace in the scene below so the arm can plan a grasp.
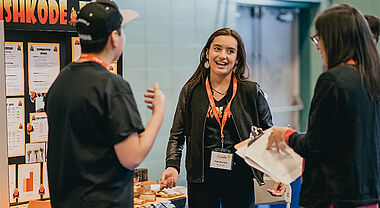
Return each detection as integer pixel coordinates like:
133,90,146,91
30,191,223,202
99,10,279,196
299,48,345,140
212,88,227,95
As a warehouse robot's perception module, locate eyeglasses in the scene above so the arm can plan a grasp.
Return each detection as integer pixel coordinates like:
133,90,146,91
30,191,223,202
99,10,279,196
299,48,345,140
310,34,319,47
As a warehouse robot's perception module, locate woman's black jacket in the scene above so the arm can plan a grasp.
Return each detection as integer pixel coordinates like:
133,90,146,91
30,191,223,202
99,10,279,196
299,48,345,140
165,78,273,184
288,65,380,207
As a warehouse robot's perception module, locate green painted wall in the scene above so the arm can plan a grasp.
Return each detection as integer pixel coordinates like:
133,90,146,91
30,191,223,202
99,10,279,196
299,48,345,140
299,0,380,131
334,0,380,18
333,0,380,52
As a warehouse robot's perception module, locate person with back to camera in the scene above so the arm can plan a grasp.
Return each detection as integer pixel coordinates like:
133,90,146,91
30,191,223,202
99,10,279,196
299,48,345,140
364,14,380,44
45,0,165,207
159,28,285,208
267,4,380,208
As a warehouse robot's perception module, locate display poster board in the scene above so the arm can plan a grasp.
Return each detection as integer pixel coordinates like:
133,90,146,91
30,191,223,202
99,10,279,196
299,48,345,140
0,0,78,31
28,43,60,94
17,163,40,203
5,42,24,96
28,112,48,143
71,37,81,61
6,98,25,157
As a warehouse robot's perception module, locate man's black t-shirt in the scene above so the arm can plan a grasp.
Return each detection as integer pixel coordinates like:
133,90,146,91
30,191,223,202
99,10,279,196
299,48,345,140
45,61,144,208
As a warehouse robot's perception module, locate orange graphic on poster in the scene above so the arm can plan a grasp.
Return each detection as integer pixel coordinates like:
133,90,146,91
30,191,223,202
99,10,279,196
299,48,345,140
32,115,36,120
17,45,22,50
39,184,45,196
30,91,37,102
75,39,80,45
69,8,77,26
23,172,34,192
19,123,23,129
13,188,19,199
27,123,34,134
54,46,58,52
18,100,23,106
30,45,34,51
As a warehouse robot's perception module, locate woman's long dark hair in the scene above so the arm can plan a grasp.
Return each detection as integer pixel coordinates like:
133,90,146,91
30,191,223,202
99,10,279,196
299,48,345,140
186,28,250,87
315,4,380,101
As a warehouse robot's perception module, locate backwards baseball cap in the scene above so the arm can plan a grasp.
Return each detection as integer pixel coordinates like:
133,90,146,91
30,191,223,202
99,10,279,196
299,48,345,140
76,0,139,41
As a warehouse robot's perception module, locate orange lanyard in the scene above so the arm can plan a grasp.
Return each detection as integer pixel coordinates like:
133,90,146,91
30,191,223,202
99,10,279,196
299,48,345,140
205,75,237,143
78,53,109,69
343,59,356,65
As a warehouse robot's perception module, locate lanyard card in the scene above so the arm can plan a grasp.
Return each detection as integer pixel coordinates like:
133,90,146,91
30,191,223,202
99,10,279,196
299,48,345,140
210,149,233,170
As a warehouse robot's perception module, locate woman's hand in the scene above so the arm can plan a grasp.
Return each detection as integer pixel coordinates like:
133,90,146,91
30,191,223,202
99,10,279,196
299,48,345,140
266,127,288,152
144,82,165,115
267,181,286,197
160,167,179,189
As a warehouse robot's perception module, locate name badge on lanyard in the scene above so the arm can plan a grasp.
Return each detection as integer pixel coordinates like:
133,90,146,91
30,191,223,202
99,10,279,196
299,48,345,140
210,149,233,170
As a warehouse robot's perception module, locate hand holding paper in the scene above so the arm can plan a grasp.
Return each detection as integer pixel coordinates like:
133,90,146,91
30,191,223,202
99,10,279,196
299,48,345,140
235,128,302,184
266,127,288,152
267,182,286,197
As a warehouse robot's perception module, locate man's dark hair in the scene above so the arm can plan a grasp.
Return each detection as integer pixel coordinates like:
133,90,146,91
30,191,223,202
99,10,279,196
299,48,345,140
364,14,380,43
80,27,122,53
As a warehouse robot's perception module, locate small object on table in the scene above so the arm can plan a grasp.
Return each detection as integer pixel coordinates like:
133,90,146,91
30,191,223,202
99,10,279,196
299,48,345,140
134,198,146,205
140,194,156,202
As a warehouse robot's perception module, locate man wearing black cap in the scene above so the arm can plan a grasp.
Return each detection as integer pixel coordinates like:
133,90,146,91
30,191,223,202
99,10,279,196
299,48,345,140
45,1,165,207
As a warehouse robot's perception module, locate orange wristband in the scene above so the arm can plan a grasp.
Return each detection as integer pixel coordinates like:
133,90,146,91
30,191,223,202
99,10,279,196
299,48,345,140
284,128,296,145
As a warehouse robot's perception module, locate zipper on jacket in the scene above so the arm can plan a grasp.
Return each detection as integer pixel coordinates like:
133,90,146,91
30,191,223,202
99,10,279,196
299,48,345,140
231,113,265,185
231,114,243,142
201,112,207,183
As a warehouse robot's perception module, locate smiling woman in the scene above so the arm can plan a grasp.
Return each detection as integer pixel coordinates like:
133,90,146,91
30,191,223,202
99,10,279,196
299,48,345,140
160,28,280,208
206,35,238,100
206,35,238,72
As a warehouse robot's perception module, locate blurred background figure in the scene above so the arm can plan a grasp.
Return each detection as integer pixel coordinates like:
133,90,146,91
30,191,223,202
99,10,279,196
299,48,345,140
365,14,380,44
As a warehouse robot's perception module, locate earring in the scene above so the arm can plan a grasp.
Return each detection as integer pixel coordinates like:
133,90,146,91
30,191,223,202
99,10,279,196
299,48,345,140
204,60,210,69
233,65,237,73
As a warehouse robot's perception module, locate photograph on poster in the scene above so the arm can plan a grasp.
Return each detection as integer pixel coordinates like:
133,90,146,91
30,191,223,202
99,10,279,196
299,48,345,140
35,96,45,112
6,98,25,157
29,112,48,143
71,37,81,61
28,42,60,94
9,164,16,203
25,142,46,164
17,163,41,202
5,42,24,96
